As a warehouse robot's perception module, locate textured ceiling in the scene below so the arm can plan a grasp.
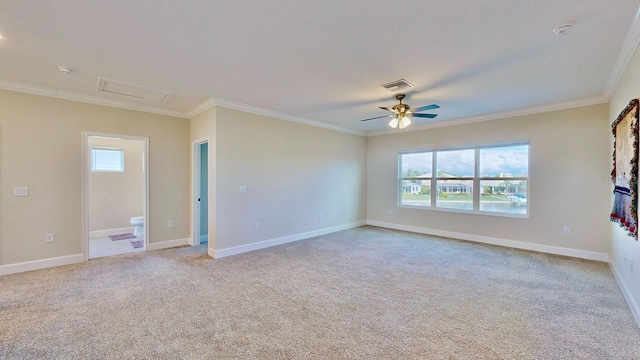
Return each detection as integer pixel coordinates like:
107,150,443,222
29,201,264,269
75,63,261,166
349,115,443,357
0,0,639,135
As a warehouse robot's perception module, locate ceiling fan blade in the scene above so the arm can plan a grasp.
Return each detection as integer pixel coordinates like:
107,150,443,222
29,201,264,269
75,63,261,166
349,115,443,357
412,113,438,119
379,106,399,114
360,114,393,122
412,104,440,112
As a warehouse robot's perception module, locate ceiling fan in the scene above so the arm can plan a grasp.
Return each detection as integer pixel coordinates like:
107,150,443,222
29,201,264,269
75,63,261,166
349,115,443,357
360,94,439,129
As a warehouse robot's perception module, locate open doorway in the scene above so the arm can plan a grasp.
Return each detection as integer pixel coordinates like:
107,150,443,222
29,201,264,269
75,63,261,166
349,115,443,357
83,132,149,260
192,140,208,246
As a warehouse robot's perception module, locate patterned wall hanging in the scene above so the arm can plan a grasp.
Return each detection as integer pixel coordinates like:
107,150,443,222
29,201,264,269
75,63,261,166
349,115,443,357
610,98,639,240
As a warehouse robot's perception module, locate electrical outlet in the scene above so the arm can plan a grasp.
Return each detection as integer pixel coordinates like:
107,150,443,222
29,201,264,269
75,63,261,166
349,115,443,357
45,233,54,243
389,209,393,215
239,186,247,194
563,226,571,235
168,220,174,228
254,222,260,230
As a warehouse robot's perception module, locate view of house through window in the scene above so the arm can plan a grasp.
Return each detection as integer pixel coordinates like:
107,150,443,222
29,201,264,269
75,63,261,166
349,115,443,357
400,151,433,207
399,143,529,216
436,148,474,210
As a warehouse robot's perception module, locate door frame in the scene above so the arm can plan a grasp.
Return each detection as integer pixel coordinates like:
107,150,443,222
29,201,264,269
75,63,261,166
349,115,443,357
82,131,150,261
191,139,209,246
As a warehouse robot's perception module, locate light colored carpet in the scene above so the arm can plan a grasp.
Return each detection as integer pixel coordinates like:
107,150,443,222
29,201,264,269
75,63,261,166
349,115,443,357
1,226,639,359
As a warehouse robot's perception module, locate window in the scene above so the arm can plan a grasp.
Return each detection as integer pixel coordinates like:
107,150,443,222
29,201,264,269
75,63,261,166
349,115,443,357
399,142,529,216
436,149,474,210
91,147,124,172
400,152,432,207
478,145,528,215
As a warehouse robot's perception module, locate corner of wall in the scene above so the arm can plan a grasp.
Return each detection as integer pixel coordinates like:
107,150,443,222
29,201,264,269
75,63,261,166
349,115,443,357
610,261,640,328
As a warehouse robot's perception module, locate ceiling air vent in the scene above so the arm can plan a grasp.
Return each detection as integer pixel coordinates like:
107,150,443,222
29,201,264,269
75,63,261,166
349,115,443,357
97,78,174,103
381,79,414,91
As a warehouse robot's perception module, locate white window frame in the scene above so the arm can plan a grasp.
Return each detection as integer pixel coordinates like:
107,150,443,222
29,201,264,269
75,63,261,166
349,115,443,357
398,141,529,218
91,147,124,172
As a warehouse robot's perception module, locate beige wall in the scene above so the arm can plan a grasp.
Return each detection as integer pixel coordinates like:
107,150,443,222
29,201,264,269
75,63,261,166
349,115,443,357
88,137,144,232
215,107,367,251
0,90,190,265
609,41,640,320
367,103,611,254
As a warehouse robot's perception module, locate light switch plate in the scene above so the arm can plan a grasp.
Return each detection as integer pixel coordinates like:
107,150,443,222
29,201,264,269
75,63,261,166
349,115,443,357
13,187,28,197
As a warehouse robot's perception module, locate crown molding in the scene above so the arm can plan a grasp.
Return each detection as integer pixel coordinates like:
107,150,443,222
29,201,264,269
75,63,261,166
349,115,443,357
186,97,217,118
0,80,190,118
366,95,608,137
210,97,366,136
604,5,640,101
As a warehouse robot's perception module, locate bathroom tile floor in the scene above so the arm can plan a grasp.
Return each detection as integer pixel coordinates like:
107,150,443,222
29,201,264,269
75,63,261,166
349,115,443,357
89,235,144,259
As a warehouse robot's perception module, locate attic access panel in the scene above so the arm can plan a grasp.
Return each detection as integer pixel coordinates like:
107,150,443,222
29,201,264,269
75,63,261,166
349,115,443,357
97,78,173,103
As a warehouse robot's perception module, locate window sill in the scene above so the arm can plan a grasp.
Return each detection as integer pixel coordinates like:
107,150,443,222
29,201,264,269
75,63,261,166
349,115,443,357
398,204,530,219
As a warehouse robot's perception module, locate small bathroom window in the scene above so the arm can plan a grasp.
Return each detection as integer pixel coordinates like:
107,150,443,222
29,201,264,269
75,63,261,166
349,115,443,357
91,147,124,172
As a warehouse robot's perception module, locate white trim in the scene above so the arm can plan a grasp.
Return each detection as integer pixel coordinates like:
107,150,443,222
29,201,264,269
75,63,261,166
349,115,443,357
0,254,84,276
148,238,191,251
0,80,188,118
0,238,189,276
0,75,623,139
186,98,216,118
142,138,150,252
366,95,607,137
0,82,364,136
211,221,366,258
89,227,135,239
610,262,640,328
366,220,610,262
213,98,366,136
604,6,640,101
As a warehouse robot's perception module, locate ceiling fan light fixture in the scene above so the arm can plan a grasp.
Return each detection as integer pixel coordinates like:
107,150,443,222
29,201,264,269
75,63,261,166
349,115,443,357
399,116,411,129
360,93,439,129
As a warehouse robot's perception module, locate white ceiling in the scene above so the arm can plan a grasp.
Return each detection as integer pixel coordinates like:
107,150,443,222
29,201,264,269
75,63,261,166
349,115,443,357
1,1,639,136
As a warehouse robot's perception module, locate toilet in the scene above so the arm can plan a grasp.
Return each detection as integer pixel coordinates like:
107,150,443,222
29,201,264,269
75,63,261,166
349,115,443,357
130,216,144,237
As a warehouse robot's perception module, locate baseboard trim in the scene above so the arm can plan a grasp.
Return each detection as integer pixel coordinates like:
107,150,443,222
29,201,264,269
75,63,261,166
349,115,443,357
148,238,191,251
1,237,192,276
609,262,640,328
213,221,367,259
367,220,610,262
0,254,84,276
89,227,135,239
